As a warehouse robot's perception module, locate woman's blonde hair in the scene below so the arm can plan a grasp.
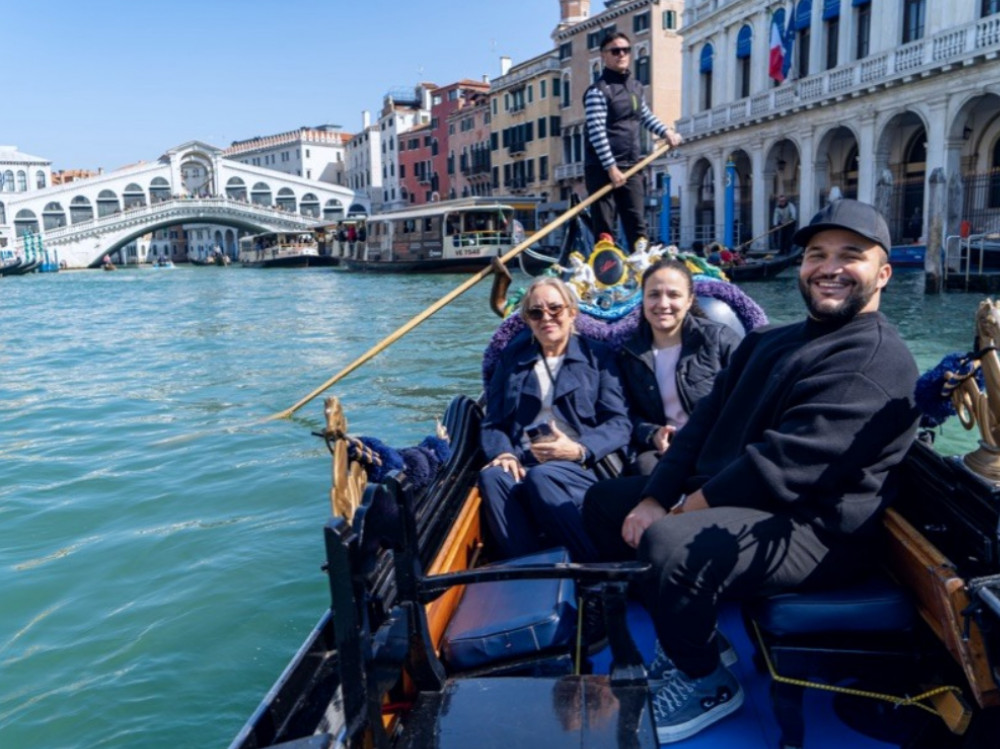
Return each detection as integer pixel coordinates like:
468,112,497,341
519,276,580,320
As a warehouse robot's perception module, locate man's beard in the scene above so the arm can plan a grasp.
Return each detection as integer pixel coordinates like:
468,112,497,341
797,274,876,322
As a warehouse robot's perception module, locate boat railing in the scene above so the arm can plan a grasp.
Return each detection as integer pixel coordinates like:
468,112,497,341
449,231,513,248
942,233,1000,289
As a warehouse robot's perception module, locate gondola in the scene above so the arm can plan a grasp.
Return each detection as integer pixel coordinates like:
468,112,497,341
229,258,1000,749
722,247,803,282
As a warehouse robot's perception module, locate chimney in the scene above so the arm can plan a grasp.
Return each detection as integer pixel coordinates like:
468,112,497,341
500,56,512,76
559,0,590,25
362,110,371,129
482,74,490,84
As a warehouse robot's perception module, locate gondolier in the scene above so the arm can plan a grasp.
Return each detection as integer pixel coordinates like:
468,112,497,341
584,31,680,255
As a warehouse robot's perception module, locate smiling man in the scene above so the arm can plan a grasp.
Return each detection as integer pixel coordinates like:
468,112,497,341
582,199,920,743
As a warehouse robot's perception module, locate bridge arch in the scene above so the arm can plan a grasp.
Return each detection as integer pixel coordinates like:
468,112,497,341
150,177,170,203
180,151,215,196
323,198,344,221
251,182,272,206
43,201,67,230
123,183,147,209
276,187,296,212
301,193,319,218
225,177,247,201
15,209,39,236
71,195,94,224
97,189,120,217
93,213,277,267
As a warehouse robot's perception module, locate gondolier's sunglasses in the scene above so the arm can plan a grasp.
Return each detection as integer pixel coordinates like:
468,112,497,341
604,46,631,56
525,303,568,321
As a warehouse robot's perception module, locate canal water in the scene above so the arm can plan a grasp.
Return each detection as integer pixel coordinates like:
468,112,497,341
0,265,987,748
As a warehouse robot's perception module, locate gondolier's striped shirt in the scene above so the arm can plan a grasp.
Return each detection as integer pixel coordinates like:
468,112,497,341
584,84,669,171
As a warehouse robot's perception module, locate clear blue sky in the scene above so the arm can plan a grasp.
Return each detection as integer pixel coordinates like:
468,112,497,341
5,0,560,171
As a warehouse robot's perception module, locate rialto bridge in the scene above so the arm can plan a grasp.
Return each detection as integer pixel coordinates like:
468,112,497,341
2,141,366,268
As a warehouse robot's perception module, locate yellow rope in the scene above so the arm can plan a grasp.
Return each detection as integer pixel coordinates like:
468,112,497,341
750,620,963,718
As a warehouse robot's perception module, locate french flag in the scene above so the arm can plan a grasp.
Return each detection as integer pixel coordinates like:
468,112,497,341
769,9,787,83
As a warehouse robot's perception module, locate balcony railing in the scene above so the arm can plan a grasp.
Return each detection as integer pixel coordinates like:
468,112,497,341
677,15,1000,140
555,162,584,180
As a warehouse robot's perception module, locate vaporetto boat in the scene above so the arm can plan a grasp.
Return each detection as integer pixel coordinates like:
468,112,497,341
339,198,521,273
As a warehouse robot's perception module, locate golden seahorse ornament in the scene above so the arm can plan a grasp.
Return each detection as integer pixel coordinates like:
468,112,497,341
951,299,1000,481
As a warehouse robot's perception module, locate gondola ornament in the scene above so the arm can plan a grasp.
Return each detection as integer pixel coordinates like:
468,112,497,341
954,299,1000,482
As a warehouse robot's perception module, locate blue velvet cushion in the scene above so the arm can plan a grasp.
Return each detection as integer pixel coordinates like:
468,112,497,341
440,547,577,671
752,575,915,637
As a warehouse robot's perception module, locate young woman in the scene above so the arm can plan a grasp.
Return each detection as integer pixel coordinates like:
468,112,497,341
618,258,742,475
478,277,631,562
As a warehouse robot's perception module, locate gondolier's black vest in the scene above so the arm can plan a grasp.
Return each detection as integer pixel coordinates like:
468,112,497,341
584,69,644,169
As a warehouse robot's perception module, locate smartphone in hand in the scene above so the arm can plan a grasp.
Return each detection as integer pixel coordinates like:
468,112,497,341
526,422,555,443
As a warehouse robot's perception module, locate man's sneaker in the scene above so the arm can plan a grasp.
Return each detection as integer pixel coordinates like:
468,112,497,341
651,665,744,743
648,634,737,687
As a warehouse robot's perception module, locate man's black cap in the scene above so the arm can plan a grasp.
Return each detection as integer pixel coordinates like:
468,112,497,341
792,199,892,254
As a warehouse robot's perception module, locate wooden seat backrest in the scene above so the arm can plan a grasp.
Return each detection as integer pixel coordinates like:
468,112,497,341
883,508,999,708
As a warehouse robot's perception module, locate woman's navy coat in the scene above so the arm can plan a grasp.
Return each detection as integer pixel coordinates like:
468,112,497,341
481,330,631,465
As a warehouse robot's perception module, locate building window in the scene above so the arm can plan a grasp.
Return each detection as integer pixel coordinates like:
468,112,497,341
540,156,549,181
587,30,602,50
736,25,752,98
527,84,533,103
699,44,713,111
636,49,651,85
562,76,571,108
540,79,547,99
538,117,547,139
553,77,562,97
592,62,601,83
855,1,871,59
903,0,925,43
985,0,1000,17
559,41,572,60
36,170,46,189
17,171,26,191
825,19,839,70
633,11,650,33
662,10,677,30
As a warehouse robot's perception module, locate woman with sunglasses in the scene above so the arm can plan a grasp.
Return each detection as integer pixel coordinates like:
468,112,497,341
479,277,631,562
618,258,742,476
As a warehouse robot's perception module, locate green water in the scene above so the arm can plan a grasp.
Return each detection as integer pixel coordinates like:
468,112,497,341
0,265,985,748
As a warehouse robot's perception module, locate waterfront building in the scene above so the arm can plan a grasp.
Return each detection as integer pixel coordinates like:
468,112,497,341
551,0,685,241
347,112,383,212
489,52,564,226
52,168,102,185
377,86,434,212
0,145,53,248
398,122,434,205
224,126,350,186
674,0,1000,258
447,89,492,202
428,80,492,203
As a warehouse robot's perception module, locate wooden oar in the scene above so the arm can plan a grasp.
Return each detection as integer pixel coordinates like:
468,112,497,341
268,141,674,420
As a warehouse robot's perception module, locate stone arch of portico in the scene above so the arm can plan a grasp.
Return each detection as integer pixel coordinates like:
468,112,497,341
875,111,928,243
948,93,1000,236
729,149,753,248
688,158,716,247
764,139,801,228
815,125,860,204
